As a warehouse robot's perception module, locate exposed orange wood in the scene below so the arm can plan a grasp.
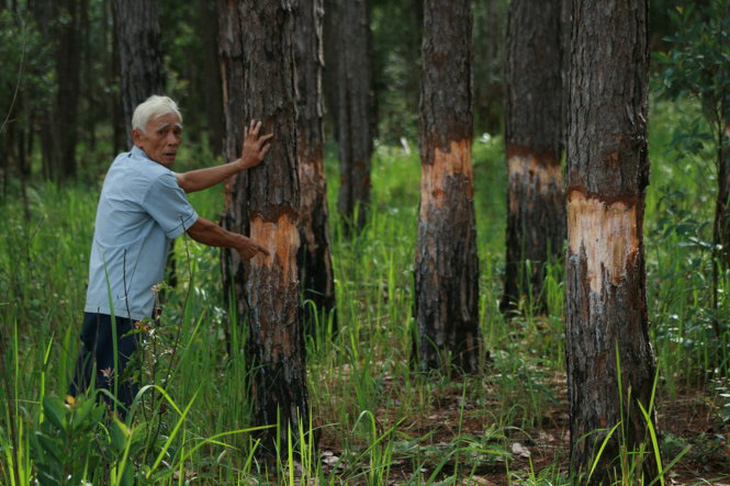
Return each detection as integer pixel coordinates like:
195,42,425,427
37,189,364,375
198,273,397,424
420,139,473,219
250,213,300,284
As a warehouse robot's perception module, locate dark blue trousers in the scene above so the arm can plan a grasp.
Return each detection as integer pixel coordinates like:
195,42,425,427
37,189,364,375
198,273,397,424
68,312,139,414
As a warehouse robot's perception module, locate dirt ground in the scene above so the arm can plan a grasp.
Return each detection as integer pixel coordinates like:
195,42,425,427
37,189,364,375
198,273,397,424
317,375,730,485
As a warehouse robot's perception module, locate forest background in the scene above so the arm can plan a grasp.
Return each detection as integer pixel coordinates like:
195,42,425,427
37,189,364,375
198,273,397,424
0,0,729,484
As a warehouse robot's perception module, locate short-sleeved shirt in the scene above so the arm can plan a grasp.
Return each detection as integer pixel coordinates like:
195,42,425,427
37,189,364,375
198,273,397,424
85,146,199,320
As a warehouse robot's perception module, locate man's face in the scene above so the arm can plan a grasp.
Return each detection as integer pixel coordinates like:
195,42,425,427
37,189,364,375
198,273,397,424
132,113,183,167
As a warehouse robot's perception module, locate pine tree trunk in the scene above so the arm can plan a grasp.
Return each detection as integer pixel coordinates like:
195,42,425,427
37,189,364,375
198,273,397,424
414,0,480,374
335,0,374,232
295,0,337,334
219,0,308,457
565,0,658,481
501,0,565,314
112,0,165,141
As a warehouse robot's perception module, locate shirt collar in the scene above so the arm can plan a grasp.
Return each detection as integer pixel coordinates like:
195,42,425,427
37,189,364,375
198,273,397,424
131,145,152,161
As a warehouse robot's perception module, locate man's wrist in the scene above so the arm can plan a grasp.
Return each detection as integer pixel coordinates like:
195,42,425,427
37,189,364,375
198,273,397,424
236,157,252,171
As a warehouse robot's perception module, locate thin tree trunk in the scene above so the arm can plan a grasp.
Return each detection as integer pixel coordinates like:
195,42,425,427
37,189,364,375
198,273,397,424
219,0,308,458
414,0,480,374
714,98,730,270
55,0,80,181
473,0,506,135
565,0,659,481
501,0,565,315
336,0,374,233
109,0,125,155
322,0,339,137
711,114,729,338
30,0,58,180
295,0,337,335
200,0,224,157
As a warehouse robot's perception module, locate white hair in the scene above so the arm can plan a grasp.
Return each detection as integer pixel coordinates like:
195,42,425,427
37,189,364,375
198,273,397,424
131,95,183,132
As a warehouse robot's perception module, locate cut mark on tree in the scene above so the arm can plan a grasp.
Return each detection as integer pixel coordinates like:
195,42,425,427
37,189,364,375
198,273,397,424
567,189,639,292
507,154,562,217
420,139,473,218
507,150,562,203
250,213,300,281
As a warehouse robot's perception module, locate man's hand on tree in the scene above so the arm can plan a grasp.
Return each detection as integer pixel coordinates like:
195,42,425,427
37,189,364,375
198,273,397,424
236,234,270,260
240,120,274,170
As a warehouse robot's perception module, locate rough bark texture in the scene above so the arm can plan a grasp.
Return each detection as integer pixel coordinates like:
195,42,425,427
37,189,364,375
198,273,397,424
414,0,480,374
112,0,165,141
295,0,337,334
219,0,249,335
218,0,308,458
565,0,658,481
335,0,374,232
501,0,565,315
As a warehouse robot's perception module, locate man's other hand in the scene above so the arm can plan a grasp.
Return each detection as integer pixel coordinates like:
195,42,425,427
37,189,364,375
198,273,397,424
240,120,273,170
236,234,270,260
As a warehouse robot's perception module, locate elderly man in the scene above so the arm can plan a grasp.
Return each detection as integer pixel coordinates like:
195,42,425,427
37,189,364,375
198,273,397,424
68,95,271,415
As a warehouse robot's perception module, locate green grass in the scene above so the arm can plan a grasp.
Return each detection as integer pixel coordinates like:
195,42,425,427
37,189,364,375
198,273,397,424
1,96,728,484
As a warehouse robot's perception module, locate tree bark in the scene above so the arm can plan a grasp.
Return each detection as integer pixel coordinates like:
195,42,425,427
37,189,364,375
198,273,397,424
218,0,308,458
414,0,480,374
295,0,337,334
112,0,165,142
335,0,374,233
219,0,249,342
501,0,565,315
565,0,659,481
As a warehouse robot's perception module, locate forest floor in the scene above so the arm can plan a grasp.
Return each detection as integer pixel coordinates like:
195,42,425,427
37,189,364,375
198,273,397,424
315,368,730,485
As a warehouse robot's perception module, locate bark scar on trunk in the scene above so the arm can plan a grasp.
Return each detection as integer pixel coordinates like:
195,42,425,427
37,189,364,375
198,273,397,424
507,151,563,213
567,189,639,292
250,213,300,282
420,139,473,218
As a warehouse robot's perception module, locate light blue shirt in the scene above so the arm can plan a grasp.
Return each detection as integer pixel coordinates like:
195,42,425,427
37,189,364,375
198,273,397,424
85,146,199,320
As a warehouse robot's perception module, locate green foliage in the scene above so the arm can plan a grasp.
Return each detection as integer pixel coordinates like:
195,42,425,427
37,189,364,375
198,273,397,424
370,0,423,146
655,1,729,127
0,10,54,132
31,396,108,485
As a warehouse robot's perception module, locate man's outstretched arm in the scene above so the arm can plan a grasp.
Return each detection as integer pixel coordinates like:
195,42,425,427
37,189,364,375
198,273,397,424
186,217,269,260
177,120,273,193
